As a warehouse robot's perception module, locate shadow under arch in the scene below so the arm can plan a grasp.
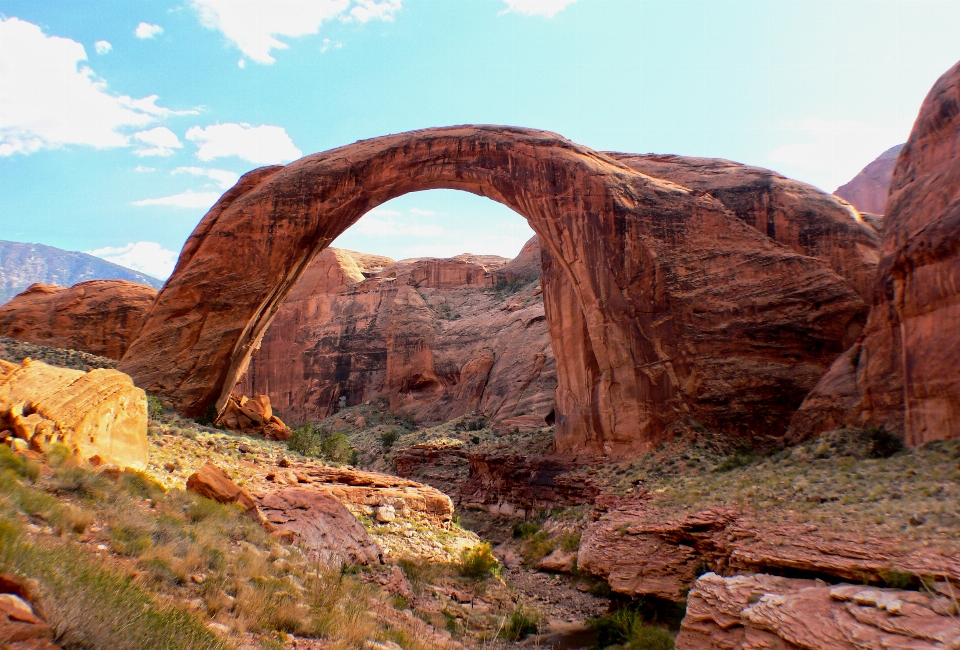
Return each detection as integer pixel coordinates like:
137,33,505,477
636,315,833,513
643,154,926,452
118,125,866,458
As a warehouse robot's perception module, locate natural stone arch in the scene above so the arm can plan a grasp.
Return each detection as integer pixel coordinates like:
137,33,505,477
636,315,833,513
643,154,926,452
119,125,866,457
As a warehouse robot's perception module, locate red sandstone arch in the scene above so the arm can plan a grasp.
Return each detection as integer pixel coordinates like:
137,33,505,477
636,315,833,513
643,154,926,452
118,126,866,457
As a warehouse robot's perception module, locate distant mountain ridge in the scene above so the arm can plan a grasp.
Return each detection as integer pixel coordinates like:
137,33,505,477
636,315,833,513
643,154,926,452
0,240,164,305
834,143,904,215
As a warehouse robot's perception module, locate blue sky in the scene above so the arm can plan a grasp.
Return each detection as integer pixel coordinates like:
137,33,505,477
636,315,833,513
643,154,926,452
1,0,958,279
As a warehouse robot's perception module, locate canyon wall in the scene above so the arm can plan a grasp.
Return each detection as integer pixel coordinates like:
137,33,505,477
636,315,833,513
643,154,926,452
237,239,557,428
834,143,903,215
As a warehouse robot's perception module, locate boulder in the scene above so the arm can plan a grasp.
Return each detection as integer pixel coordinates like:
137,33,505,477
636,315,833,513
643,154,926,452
257,487,382,565
0,573,61,650
216,393,291,440
788,60,960,445
0,281,157,360
676,572,960,650
186,461,258,514
538,549,576,573
237,242,556,429
119,125,869,457
834,143,903,215
0,358,147,469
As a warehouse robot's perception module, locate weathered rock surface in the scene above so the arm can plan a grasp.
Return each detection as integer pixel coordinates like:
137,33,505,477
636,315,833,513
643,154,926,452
578,499,960,602
0,281,157,360
676,572,960,650
608,152,881,301
257,487,382,565
835,143,904,215
216,393,291,440
120,125,870,457
0,239,163,306
186,461,259,514
0,359,147,469
237,242,556,428
788,60,960,445
0,573,61,650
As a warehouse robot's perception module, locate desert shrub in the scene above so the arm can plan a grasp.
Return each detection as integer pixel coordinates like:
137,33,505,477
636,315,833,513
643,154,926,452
590,605,676,649
879,567,914,589
512,521,541,539
629,625,674,650
110,524,154,556
147,394,165,420
459,542,499,579
501,605,538,640
714,450,757,472
380,429,400,450
0,444,40,481
865,427,904,458
521,531,555,564
288,424,358,465
559,532,581,552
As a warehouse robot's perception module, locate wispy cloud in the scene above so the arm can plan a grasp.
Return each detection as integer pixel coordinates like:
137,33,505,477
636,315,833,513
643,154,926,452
500,0,577,17
86,241,178,279
172,166,239,189
132,190,222,209
132,127,182,157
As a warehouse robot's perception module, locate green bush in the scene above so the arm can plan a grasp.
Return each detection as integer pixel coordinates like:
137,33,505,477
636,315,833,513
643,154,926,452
288,424,358,465
458,542,499,579
147,394,164,420
501,605,538,640
589,607,675,649
512,521,541,539
0,444,40,481
380,429,400,450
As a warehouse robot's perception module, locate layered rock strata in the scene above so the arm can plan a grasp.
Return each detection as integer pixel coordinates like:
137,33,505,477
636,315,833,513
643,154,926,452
577,499,960,602
834,143,904,215
0,359,147,469
120,125,870,457
237,242,556,428
788,60,960,445
0,281,157,360
676,572,960,650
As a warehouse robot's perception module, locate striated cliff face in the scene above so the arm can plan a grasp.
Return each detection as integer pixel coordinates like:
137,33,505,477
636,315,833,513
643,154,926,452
788,60,960,445
0,281,158,360
238,238,557,428
834,143,903,215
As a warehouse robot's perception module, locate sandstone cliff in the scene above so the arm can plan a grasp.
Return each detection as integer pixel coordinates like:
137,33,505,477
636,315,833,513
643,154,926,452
238,240,557,428
834,143,904,215
0,281,157,360
788,60,960,445
0,240,163,305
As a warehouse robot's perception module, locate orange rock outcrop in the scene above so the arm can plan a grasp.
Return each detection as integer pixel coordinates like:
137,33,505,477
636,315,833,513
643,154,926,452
216,393,291,440
0,281,157,360
834,143,903,215
788,60,960,445
238,241,556,428
119,125,868,457
0,358,147,469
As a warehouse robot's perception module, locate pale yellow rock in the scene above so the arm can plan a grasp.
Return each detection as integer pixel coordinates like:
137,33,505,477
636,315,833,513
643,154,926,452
0,358,147,469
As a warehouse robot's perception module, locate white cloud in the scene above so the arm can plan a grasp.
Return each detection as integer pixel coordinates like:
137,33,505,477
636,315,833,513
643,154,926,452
132,127,183,157
132,190,222,209
768,117,911,192
0,18,190,157
185,122,302,164
190,0,400,65
172,166,240,189
356,216,443,238
409,208,435,216
135,22,164,39
134,164,155,172
94,40,112,54
86,241,178,279
320,38,342,53
500,0,577,17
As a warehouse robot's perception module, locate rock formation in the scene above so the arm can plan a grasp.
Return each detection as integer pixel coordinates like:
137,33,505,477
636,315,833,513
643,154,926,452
237,241,556,428
0,281,157,360
0,240,163,306
258,487,383,565
119,125,869,457
577,499,960,602
186,461,259,514
834,143,904,215
0,573,61,650
788,60,960,445
216,393,291,440
0,358,147,469
676,573,960,650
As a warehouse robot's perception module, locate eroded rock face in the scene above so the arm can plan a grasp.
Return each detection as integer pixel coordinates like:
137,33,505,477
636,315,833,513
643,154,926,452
835,144,904,215
577,499,960,602
0,281,157,360
186,461,259,513
257,487,382,565
676,573,960,650
217,393,291,440
0,573,61,650
0,359,147,469
788,60,960,445
237,242,556,428
119,125,869,457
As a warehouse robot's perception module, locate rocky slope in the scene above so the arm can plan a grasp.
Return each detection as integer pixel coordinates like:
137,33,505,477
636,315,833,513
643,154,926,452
0,240,163,305
788,60,960,446
238,238,557,429
0,281,157,360
834,143,904,215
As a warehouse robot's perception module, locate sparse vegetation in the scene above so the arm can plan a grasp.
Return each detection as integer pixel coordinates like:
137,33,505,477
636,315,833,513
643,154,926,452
589,606,674,650
501,604,539,640
458,542,499,579
380,429,400,450
288,423,359,465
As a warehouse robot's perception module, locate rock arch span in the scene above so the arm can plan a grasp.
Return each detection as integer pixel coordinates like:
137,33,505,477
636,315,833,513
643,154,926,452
118,125,867,457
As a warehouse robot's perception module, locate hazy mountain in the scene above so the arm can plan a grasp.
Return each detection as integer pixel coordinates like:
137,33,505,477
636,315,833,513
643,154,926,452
0,240,164,305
